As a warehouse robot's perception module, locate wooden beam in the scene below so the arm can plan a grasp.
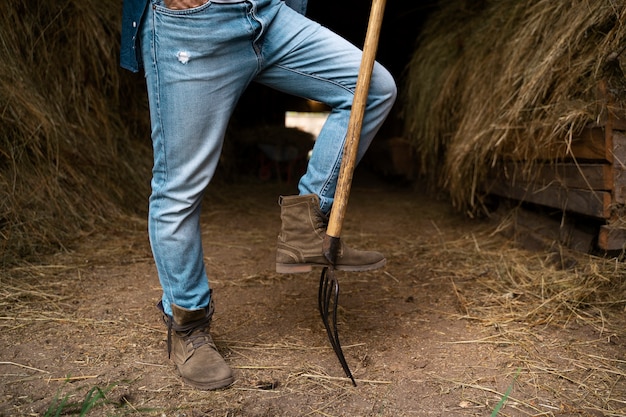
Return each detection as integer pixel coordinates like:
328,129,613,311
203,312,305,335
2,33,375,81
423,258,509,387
500,162,613,191
598,225,626,251
502,127,610,162
488,179,612,219
559,127,610,162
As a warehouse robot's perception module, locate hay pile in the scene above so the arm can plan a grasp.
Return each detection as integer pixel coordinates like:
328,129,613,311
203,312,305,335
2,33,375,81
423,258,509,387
0,1,151,265
403,0,626,212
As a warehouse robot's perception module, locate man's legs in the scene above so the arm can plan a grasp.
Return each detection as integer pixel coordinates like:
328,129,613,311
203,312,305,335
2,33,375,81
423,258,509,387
138,0,396,388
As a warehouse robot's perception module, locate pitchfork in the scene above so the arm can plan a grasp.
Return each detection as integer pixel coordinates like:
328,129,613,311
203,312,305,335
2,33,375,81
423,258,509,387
319,0,387,387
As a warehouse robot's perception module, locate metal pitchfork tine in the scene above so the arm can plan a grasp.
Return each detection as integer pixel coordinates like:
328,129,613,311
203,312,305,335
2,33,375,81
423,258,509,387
318,259,353,384
318,0,387,387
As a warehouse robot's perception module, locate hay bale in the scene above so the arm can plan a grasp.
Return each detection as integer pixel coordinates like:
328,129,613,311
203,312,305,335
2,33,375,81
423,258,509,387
0,1,151,265
403,0,626,212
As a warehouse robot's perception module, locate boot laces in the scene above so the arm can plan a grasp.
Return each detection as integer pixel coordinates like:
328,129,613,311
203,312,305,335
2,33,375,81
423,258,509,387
315,208,329,232
162,308,215,358
179,327,216,351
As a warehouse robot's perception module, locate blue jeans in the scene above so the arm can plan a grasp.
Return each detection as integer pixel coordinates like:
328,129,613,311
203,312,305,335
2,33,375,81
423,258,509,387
141,0,397,315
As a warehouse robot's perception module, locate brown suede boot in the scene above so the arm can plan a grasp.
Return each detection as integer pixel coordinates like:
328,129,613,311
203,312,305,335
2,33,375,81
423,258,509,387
276,194,386,273
158,300,234,390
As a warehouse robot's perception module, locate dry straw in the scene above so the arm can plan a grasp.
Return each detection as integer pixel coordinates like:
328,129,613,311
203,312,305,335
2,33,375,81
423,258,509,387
403,0,626,211
0,0,152,266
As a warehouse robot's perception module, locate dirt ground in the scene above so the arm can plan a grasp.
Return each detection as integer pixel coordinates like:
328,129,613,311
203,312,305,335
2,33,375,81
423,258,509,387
1,175,625,417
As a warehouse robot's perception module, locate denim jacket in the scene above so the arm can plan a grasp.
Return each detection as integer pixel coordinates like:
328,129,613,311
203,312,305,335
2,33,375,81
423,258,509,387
120,0,308,72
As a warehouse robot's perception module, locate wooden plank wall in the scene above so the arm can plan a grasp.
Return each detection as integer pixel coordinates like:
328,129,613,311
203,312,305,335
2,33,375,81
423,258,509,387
486,84,626,251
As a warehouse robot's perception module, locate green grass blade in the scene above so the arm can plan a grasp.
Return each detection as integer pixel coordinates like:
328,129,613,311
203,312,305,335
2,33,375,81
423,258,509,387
491,368,521,417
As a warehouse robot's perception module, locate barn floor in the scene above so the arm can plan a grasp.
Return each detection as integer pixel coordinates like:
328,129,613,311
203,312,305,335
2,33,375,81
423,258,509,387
1,176,625,417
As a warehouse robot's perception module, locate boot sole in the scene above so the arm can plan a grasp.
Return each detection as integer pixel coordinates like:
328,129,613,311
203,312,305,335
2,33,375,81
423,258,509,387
276,258,386,274
181,374,235,391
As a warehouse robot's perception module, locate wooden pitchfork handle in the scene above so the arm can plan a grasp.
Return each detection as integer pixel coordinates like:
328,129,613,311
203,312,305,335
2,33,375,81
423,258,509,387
326,0,387,241
320,0,387,387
